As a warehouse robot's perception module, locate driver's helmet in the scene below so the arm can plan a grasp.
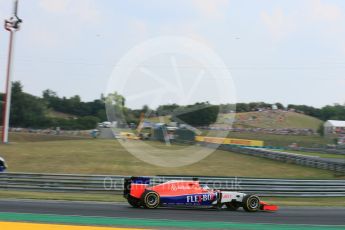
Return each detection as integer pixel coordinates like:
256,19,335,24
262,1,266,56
0,157,7,172
201,184,211,190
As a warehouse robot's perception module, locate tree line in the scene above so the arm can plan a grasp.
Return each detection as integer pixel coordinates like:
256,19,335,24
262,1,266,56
0,81,344,130
0,82,102,130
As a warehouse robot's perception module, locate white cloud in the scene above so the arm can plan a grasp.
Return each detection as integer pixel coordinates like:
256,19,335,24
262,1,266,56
0,0,12,19
27,27,60,48
38,0,70,13
261,8,296,41
261,1,344,41
191,0,229,19
38,0,102,24
130,19,149,40
74,0,102,23
23,0,103,50
309,0,342,22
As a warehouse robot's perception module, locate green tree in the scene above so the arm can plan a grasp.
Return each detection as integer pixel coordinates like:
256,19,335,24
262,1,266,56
236,103,250,112
76,116,100,129
11,82,49,128
172,102,219,126
156,104,180,116
317,124,324,137
142,105,150,114
105,92,126,122
219,104,236,113
275,103,285,110
320,104,345,121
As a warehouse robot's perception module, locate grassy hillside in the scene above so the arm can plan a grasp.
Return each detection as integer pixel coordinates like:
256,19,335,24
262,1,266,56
148,111,329,147
149,111,323,130
47,110,78,119
0,134,341,179
148,115,171,123
218,110,322,130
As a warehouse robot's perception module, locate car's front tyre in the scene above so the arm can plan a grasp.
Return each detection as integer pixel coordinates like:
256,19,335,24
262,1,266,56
242,195,260,212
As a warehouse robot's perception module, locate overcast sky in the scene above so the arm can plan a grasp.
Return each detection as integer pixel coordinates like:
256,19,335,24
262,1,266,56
0,0,344,109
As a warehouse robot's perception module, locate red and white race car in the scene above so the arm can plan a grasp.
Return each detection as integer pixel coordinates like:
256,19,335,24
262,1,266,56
124,177,278,212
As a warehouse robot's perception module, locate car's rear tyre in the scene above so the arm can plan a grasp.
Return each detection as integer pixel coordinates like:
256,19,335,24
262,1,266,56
225,202,241,211
141,190,160,209
127,195,141,208
242,195,260,212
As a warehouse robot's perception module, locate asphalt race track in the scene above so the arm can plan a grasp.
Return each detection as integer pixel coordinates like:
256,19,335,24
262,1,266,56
0,199,345,226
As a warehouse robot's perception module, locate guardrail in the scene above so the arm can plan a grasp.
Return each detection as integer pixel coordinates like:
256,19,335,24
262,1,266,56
287,147,345,155
200,143,345,174
1,172,345,197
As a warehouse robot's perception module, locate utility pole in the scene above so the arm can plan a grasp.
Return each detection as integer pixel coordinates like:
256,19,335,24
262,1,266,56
2,0,22,143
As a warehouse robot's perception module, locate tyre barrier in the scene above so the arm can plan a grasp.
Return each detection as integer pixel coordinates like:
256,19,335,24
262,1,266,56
0,172,345,197
200,142,345,174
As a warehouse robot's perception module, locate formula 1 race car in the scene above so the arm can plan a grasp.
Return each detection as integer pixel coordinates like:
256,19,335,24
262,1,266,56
124,177,278,212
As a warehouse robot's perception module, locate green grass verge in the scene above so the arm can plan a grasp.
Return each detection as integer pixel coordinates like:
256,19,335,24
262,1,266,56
233,133,333,147
1,212,344,230
263,197,345,207
6,132,90,142
0,137,342,179
220,132,333,147
0,191,344,207
275,149,345,159
0,191,124,202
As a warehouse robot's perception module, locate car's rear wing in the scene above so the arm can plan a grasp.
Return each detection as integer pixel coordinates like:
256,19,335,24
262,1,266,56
124,176,150,199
